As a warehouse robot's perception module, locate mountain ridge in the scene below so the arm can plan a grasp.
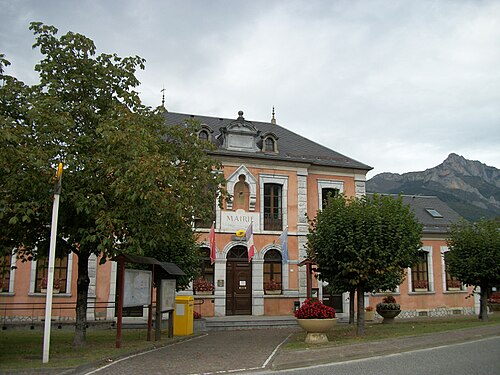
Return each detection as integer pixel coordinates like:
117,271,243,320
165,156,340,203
366,153,500,221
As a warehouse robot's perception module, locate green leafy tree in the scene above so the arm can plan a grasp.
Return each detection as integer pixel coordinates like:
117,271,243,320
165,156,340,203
446,219,500,321
307,194,422,335
0,23,225,347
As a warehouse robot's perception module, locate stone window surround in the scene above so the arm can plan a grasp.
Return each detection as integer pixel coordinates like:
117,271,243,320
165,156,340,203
1,251,17,294
440,246,467,292
29,252,74,296
259,173,288,233
317,179,344,210
226,165,257,211
408,246,434,293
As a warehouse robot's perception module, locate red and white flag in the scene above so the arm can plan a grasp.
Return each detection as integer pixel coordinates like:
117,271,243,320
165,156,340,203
210,222,216,265
246,222,255,262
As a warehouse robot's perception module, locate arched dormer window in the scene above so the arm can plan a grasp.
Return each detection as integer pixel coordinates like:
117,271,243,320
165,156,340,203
265,138,275,152
199,130,209,141
261,132,279,153
197,124,213,142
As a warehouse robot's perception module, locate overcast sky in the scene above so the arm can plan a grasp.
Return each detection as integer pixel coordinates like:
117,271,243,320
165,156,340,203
1,0,499,178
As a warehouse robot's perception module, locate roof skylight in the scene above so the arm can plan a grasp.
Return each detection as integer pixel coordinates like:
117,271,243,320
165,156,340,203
425,208,443,218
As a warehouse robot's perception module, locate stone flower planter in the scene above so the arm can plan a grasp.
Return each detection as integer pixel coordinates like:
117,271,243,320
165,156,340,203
195,291,213,295
296,318,337,343
376,309,401,323
264,290,282,295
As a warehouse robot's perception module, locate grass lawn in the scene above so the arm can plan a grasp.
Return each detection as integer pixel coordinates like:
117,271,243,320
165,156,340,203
285,313,500,350
0,327,185,371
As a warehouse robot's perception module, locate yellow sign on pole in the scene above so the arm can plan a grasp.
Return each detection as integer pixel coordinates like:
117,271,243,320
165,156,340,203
57,162,63,179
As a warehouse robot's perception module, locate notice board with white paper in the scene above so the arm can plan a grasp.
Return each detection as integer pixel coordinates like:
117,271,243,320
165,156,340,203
123,269,152,308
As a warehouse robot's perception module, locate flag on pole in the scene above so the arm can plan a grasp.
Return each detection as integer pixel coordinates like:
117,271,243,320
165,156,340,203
280,227,288,264
246,222,255,262
210,222,216,265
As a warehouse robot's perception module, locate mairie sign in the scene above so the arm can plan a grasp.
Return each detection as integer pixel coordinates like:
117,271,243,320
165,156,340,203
220,210,260,232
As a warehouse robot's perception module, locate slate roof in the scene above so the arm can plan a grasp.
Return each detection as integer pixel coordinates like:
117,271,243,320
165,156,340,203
374,194,463,234
164,111,372,171
367,193,463,234
402,195,463,234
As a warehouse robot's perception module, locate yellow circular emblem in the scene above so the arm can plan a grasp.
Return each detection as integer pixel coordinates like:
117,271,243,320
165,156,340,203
236,230,245,237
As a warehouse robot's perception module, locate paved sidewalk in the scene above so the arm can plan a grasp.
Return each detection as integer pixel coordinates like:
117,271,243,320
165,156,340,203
74,328,296,375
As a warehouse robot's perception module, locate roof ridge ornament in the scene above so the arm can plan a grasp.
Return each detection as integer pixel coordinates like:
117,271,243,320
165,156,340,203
160,86,168,112
271,106,276,124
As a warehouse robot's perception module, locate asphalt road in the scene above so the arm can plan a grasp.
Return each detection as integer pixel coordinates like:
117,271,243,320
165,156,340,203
255,336,500,375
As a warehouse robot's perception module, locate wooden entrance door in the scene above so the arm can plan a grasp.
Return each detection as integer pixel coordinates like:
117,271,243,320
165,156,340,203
226,246,252,315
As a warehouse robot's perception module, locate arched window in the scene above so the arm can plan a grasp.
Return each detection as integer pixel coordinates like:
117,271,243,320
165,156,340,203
233,174,250,211
199,247,214,286
198,130,209,141
264,137,275,152
264,249,282,294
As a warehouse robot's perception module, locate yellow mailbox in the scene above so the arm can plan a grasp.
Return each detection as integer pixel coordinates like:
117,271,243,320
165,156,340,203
173,295,194,336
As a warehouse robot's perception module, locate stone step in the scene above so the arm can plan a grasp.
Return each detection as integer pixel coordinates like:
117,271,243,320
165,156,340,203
203,316,298,331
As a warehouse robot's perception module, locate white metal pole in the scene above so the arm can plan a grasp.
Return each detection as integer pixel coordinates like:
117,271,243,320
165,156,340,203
42,163,63,364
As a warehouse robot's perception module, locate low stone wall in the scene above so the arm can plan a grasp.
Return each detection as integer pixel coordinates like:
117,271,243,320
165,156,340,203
376,307,475,320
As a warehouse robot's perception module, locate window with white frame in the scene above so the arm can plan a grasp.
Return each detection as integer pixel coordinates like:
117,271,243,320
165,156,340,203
263,249,282,293
0,251,14,293
441,246,465,291
31,252,73,294
199,247,214,286
264,183,282,231
409,247,433,292
260,174,288,232
317,180,344,210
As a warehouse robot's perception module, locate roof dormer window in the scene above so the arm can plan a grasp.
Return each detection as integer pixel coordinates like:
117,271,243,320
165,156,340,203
198,130,209,141
197,124,213,142
264,137,275,152
219,111,261,152
261,132,279,153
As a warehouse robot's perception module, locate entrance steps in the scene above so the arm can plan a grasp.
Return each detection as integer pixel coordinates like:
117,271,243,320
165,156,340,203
202,315,299,331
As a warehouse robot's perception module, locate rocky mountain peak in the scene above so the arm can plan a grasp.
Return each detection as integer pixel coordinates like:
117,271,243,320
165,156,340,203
367,154,500,221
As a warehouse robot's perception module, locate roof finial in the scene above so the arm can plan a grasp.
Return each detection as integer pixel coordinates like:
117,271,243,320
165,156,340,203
161,86,167,112
271,106,276,124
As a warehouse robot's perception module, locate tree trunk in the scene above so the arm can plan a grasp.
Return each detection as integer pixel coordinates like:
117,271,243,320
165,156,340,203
349,289,355,325
479,285,489,322
73,251,90,348
356,284,365,336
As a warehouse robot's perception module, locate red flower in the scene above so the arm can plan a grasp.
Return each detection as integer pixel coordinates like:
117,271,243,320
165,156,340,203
294,298,336,319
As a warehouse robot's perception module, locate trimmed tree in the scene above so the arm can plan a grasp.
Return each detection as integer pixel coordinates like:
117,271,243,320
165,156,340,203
307,194,422,335
0,23,225,347
446,219,500,321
